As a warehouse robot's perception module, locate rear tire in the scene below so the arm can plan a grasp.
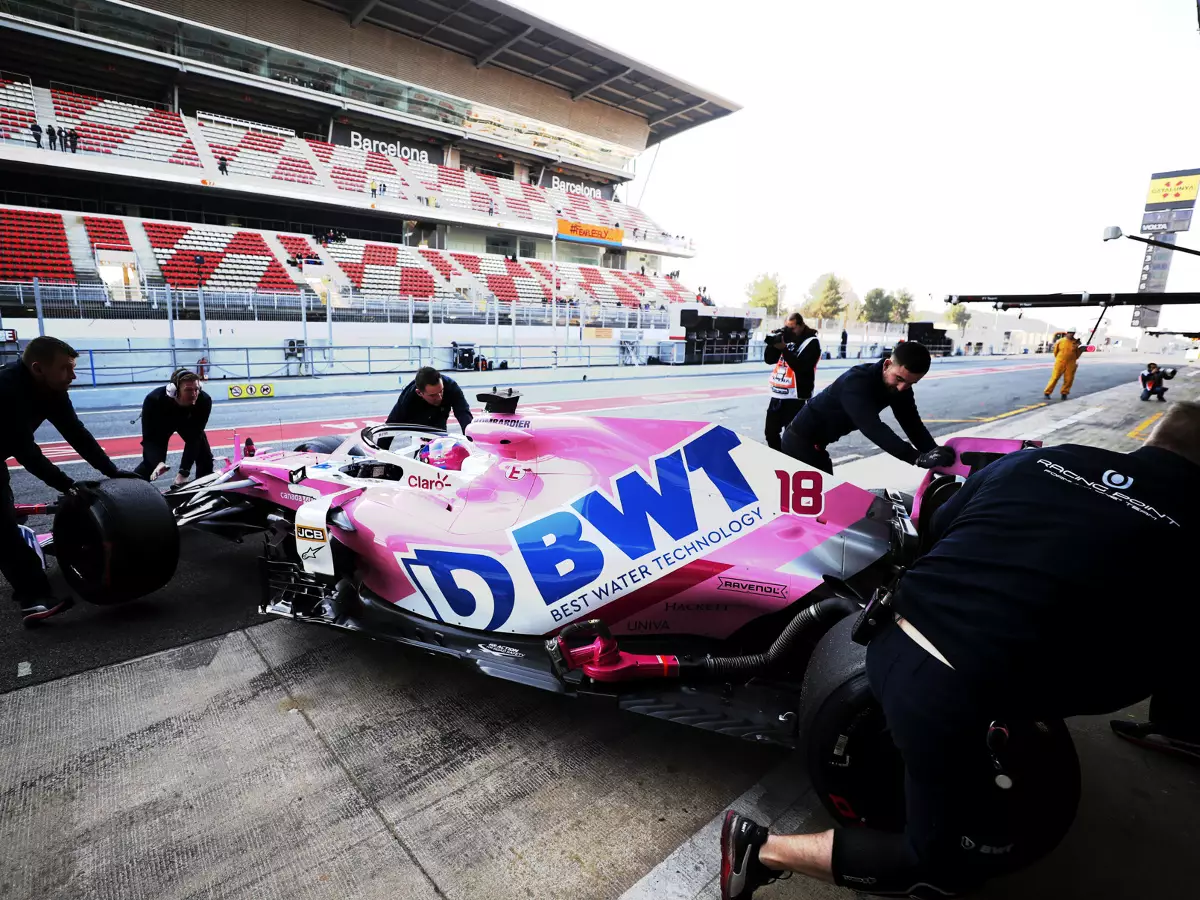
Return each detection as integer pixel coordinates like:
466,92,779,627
798,618,1081,868
53,478,180,605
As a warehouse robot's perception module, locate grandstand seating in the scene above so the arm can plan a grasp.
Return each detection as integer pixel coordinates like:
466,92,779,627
82,216,133,251
142,222,298,292
0,77,37,147
200,120,318,185
277,234,320,259
0,208,76,283
50,89,201,167
322,239,450,299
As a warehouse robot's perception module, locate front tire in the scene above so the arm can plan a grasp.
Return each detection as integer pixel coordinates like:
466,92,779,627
53,478,180,604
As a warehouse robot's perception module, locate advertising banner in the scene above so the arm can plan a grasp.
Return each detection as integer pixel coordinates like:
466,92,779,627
557,219,624,246
1144,169,1200,211
545,173,615,201
330,124,444,166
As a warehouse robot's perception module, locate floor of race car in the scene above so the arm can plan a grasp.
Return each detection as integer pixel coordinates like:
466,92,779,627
2,360,1197,899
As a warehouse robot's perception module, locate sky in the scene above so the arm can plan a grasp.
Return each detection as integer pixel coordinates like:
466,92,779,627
510,0,1200,335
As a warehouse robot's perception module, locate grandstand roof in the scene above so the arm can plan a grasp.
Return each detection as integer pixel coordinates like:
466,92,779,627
303,0,740,145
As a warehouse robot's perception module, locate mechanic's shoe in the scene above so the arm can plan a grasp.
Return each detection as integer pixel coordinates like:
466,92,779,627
21,596,74,626
1111,720,1200,762
1043,393,1051,399
721,811,786,900
1060,393,1070,400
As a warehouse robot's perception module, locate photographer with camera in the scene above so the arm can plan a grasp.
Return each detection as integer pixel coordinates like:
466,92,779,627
1139,362,1176,402
763,313,821,451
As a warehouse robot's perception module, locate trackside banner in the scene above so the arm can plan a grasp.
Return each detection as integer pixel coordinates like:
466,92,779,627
557,218,624,247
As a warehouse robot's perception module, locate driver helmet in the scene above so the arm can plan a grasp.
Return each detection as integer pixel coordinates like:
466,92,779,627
418,437,470,471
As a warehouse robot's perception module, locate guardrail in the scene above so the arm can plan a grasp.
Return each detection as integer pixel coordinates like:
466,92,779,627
0,281,671,331
66,341,648,386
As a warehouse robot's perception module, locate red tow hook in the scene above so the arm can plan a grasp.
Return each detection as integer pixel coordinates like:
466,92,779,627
546,619,680,683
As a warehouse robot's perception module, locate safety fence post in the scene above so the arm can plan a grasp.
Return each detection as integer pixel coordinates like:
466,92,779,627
245,348,252,380
367,346,373,376
197,285,209,352
165,285,178,370
88,349,97,386
33,278,45,337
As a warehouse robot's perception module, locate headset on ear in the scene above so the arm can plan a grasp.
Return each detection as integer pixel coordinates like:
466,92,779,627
166,368,202,399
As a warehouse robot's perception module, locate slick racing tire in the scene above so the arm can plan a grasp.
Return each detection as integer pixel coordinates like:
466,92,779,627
798,618,1081,868
293,435,344,454
53,478,180,605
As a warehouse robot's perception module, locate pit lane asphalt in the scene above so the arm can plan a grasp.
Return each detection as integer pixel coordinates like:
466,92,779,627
1,356,1147,693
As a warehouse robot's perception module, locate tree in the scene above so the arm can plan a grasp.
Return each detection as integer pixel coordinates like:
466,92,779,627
802,274,845,321
890,289,914,324
860,288,893,323
950,304,972,335
746,272,784,316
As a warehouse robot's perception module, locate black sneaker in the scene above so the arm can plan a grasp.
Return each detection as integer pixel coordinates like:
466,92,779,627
1111,720,1200,762
21,596,74,626
721,811,786,900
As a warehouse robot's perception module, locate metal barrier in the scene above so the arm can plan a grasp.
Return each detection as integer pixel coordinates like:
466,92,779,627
66,341,655,386
0,281,670,332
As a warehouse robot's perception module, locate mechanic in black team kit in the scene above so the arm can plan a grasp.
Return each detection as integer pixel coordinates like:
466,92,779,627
722,402,1200,900
387,366,474,432
133,369,213,487
781,341,952,474
0,337,135,624
763,313,821,451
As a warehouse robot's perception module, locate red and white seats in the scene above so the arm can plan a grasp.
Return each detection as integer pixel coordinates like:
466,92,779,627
277,234,320,259
82,216,133,251
304,140,410,197
142,222,298,293
200,120,318,185
50,89,201,167
321,239,449,299
0,77,37,147
0,208,76,283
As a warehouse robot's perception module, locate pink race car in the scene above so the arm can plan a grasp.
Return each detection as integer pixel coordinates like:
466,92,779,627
36,390,1078,846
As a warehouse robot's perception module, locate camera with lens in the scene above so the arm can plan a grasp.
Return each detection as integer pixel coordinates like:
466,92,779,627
765,326,787,345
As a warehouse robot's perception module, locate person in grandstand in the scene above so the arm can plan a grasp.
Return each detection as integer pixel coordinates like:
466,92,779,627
762,313,821,452
781,342,951,474
387,367,473,433
133,369,214,487
721,401,1199,900
1,337,137,624
1139,362,1176,402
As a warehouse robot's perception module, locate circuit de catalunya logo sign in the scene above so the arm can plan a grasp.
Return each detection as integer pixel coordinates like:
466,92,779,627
396,425,824,634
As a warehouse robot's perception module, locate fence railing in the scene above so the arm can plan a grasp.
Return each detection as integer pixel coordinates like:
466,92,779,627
0,281,670,331
67,341,656,387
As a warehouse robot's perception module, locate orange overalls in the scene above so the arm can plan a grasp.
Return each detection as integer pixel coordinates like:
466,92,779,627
1044,337,1081,397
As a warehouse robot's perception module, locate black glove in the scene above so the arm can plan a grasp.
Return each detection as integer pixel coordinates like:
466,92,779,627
915,446,956,469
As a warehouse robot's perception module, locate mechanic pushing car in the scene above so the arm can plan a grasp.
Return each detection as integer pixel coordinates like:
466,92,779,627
763,312,821,451
133,368,213,487
721,402,1200,900
387,366,474,432
781,341,953,474
0,336,138,624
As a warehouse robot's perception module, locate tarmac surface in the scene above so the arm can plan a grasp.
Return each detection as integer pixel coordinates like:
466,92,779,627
2,354,1195,900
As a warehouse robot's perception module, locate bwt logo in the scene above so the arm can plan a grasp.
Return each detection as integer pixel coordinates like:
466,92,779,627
400,426,758,630
296,525,328,542
1102,470,1134,490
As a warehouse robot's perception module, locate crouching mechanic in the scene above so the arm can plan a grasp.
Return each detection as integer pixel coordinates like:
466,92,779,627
763,313,821,451
133,369,213,486
781,341,952,474
387,366,473,432
721,402,1200,899
1139,362,1176,402
1,337,138,624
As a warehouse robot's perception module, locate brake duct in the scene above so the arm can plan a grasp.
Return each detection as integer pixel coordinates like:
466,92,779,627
546,595,861,684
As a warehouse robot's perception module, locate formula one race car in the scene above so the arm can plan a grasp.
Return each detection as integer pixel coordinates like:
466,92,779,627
26,391,1080,865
